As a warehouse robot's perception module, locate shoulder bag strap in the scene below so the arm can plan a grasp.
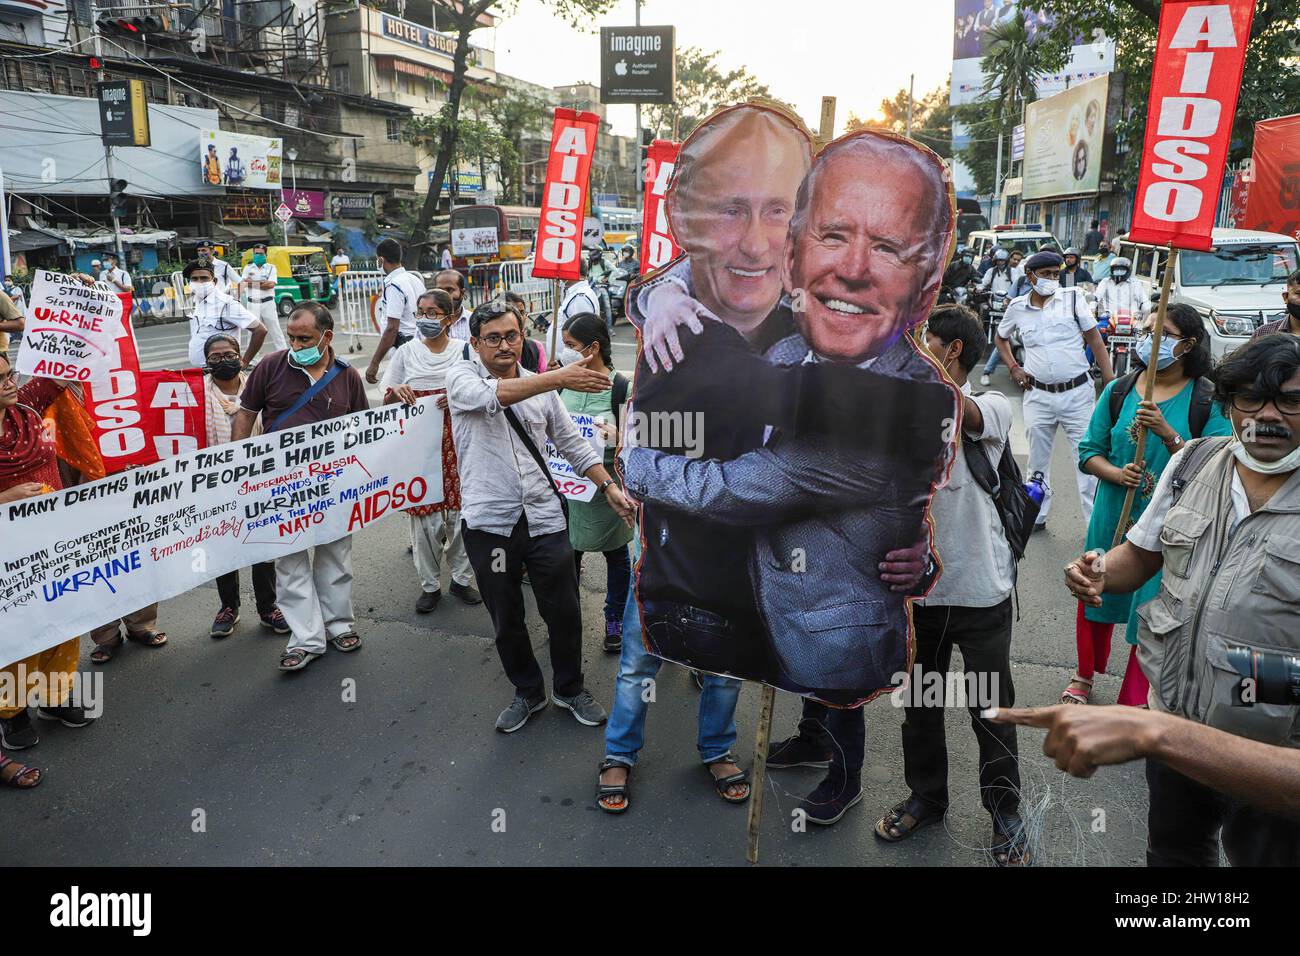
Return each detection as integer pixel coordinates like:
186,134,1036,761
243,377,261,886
503,404,569,518
267,360,344,432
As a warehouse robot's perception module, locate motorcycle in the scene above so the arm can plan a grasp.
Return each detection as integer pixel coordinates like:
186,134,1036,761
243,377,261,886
1105,309,1136,377
608,261,640,318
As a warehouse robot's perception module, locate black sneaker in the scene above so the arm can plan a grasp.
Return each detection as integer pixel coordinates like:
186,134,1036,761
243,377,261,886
495,693,547,733
799,776,864,826
0,710,39,750
36,703,93,728
449,581,482,605
210,606,238,638
767,733,833,770
416,590,441,614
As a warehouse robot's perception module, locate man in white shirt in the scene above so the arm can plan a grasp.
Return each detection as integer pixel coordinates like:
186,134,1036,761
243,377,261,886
446,299,634,734
440,243,453,271
183,259,267,368
98,252,132,293
1092,256,1148,324
995,250,1114,529
436,268,472,341
366,237,426,384
196,238,238,295
330,250,351,275
873,304,1027,865
558,258,603,328
382,288,479,613
239,241,287,352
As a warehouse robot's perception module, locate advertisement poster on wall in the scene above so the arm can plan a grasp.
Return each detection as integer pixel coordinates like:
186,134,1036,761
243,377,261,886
199,129,283,191
1021,74,1109,201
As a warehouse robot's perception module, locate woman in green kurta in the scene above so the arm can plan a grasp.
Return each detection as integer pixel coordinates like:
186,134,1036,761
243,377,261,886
560,313,633,653
1064,303,1231,706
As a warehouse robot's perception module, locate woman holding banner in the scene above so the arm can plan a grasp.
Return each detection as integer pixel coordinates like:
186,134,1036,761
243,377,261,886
203,333,289,639
1066,304,1229,706
0,354,96,751
559,313,631,653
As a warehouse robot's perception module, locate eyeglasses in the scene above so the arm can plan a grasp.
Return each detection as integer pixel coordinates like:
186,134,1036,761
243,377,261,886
1231,390,1300,415
416,310,449,319
479,330,521,348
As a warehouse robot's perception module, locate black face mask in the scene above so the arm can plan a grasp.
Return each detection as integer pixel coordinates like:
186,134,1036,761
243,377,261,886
208,358,242,380
1288,301,1300,320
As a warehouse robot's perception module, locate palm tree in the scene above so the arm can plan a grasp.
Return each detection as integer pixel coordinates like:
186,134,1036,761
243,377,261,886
979,15,1046,131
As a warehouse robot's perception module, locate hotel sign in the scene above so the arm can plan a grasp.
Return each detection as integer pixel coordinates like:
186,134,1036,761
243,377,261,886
380,14,478,65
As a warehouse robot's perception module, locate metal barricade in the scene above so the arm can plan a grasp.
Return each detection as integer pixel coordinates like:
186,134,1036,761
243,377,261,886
464,261,503,309
334,270,386,353
498,259,554,323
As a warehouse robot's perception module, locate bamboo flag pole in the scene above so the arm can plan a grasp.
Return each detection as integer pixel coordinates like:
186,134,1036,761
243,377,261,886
745,684,776,864
1110,242,1178,548
550,278,561,360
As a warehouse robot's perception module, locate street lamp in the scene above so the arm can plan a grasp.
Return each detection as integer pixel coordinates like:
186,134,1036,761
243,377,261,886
286,147,299,193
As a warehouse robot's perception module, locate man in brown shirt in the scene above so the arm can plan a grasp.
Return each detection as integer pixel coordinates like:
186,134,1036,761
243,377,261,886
1251,268,1300,341
234,302,369,672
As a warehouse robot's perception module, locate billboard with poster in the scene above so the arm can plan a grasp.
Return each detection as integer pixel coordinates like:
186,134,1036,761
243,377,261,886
199,129,282,191
1021,74,1108,201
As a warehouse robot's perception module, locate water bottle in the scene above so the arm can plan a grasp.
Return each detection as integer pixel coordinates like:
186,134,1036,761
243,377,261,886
1025,470,1048,506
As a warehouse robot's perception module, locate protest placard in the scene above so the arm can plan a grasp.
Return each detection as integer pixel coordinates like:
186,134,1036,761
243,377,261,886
0,398,444,667
544,411,601,502
15,271,124,385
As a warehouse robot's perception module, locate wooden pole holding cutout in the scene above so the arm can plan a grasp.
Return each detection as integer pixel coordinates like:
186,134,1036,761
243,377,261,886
746,96,840,865
1110,242,1178,548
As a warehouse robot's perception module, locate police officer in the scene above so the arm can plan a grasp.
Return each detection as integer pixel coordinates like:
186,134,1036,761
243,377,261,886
995,250,1115,530
240,241,288,353
196,238,238,295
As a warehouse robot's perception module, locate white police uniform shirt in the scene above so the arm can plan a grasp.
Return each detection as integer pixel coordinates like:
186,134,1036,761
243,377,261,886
559,280,601,324
187,288,261,367
241,261,278,303
99,266,132,290
209,257,238,293
381,266,425,340
997,286,1095,385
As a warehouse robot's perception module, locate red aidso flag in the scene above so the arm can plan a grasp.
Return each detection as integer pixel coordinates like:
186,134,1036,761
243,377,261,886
641,139,682,275
531,109,600,281
1126,0,1255,251
84,314,206,472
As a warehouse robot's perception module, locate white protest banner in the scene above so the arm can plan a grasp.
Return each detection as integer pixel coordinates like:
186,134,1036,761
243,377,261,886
544,411,601,502
0,400,443,667
15,271,123,385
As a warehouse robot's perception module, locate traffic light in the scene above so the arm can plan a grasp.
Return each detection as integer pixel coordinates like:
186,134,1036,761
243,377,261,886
108,178,129,219
96,15,165,36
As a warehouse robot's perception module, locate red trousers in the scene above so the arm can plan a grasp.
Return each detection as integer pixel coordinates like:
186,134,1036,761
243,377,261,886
1074,603,1149,706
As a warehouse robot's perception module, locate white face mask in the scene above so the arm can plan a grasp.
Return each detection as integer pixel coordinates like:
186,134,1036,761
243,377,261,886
1231,429,1300,475
191,280,214,300
1032,277,1059,297
559,346,585,367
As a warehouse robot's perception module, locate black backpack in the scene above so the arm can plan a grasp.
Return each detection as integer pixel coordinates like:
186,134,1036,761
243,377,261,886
960,419,1039,562
1108,372,1213,437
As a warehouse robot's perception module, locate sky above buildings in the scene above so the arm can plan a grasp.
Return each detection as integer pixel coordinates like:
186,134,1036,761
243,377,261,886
489,0,955,137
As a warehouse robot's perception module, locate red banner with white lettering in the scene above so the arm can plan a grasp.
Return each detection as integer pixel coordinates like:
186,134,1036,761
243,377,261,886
83,313,206,472
641,139,682,275
1239,113,1300,242
531,108,601,281
1126,0,1254,251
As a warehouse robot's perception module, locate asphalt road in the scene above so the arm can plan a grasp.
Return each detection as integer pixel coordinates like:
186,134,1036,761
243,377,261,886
8,321,1150,867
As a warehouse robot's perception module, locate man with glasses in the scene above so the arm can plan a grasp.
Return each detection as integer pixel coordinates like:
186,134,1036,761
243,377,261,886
1064,333,1300,866
446,299,636,734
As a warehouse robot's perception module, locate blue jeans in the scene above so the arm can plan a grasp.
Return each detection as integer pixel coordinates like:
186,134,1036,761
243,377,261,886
604,585,742,767
574,545,631,624
983,346,1002,374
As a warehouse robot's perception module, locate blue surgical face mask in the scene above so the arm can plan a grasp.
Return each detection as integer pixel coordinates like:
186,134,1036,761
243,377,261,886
1136,333,1183,370
291,342,323,366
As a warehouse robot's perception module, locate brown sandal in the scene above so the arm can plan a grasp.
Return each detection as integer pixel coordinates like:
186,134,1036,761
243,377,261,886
126,629,168,648
0,754,42,789
874,795,945,842
90,636,124,665
1060,675,1092,705
992,814,1032,866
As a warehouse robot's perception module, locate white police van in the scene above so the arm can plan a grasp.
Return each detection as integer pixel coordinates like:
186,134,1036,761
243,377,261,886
965,224,1060,263
1114,228,1299,360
